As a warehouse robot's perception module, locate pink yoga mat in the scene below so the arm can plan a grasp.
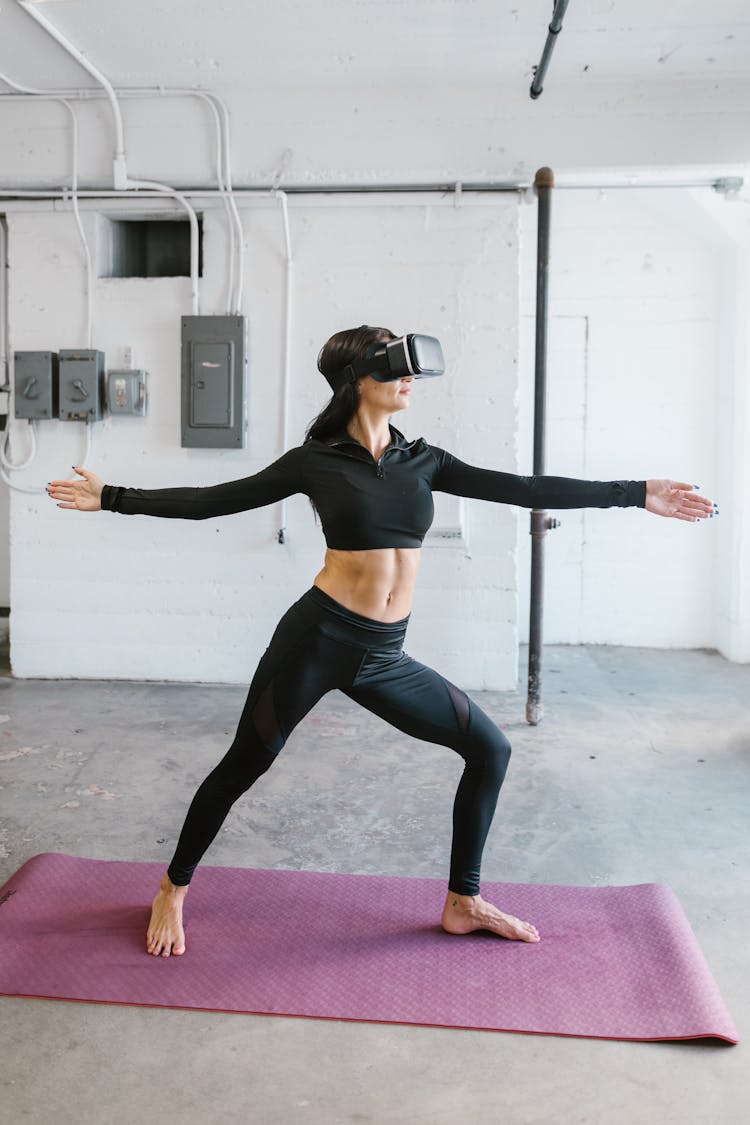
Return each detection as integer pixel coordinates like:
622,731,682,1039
0,853,738,1043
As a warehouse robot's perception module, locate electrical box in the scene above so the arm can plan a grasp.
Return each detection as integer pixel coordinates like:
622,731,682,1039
181,316,247,448
107,369,147,416
58,350,105,421
14,351,58,420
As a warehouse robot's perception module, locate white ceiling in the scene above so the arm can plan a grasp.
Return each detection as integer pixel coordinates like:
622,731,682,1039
1,0,749,92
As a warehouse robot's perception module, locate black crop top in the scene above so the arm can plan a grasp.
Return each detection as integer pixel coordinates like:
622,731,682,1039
100,426,647,549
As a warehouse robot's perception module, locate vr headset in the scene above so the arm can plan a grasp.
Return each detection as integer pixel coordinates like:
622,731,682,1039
323,333,445,392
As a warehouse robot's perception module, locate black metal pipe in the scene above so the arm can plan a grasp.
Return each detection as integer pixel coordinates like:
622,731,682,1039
526,167,555,726
530,0,571,100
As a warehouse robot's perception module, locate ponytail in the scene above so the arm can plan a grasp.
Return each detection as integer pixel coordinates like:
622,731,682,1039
305,381,361,444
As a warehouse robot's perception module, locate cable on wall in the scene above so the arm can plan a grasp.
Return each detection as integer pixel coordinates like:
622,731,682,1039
127,178,201,315
213,93,245,314
62,97,94,349
0,79,240,315
0,94,93,491
0,77,245,315
7,7,226,317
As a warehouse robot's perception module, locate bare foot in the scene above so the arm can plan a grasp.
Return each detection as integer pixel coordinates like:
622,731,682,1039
441,892,540,943
146,874,188,957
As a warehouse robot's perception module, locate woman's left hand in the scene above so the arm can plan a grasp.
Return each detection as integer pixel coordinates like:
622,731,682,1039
645,480,717,522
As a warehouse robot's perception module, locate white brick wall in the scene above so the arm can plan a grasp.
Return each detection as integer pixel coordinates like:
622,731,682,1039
516,188,746,652
2,53,749,678
7,196,523,687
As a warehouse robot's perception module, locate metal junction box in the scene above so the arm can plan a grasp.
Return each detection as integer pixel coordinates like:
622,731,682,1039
181,316,247,448
58,349,105,421
107,369,147,416
14,351,59,419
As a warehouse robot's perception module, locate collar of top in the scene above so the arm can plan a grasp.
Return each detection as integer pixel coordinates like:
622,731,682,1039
324,424,414,451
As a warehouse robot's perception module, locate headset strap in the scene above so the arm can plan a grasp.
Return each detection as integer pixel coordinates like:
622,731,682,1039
339,345,390,384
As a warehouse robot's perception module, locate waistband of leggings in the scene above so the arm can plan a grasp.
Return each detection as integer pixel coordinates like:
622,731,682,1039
304,585,410,635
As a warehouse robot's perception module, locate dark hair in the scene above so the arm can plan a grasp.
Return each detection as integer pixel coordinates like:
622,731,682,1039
305,324,396,443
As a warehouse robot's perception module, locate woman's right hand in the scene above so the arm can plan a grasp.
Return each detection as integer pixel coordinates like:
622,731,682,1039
47,467,104,511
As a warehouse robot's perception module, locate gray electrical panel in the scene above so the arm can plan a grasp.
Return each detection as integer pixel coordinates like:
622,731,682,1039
58,349,105,421
14,351,58,419
181,316,247,448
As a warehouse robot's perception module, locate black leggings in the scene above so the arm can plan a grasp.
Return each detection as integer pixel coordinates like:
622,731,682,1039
167,586,511,895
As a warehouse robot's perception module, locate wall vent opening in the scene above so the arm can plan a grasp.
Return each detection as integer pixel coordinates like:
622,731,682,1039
101,217,203,279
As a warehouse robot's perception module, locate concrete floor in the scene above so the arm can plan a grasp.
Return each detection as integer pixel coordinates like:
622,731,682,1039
0,630,747,1125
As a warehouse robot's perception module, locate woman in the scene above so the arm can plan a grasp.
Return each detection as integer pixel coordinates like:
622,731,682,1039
47,324,716,957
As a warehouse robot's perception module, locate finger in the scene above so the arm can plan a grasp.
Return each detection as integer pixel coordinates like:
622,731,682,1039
680,493,715,508
675,485,713,501
672,481,699,492
681,498,714,514
56,503,79,510
672,511,700,522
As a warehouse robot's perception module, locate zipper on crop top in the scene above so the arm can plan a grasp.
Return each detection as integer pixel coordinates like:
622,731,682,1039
329,438,389,479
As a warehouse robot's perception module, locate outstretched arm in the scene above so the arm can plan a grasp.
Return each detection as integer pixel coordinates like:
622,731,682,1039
47,446,309,519
431,448,645,509
430,448,717,518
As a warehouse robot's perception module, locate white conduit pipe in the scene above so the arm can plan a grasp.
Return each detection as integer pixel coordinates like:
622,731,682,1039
0,77,95,347
275,190,293,544
0,421,36,472
146,88,240,314
213,94,245,314
16,1,128,189
0,78,239,315
61,98,94,349
127,179,200,315
0,83,97,486
0,423,90,493
202,93,236,314
0,427,43,493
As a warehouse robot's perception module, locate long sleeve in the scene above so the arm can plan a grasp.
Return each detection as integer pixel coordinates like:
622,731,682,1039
430,447,647,510
100,445,309,520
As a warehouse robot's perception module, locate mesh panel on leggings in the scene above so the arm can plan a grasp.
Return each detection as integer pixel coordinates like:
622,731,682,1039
252,680,284,755
445,680,471,735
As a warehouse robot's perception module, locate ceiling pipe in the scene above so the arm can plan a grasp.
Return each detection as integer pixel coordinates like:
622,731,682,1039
0,180,742,201
530,0,571,100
